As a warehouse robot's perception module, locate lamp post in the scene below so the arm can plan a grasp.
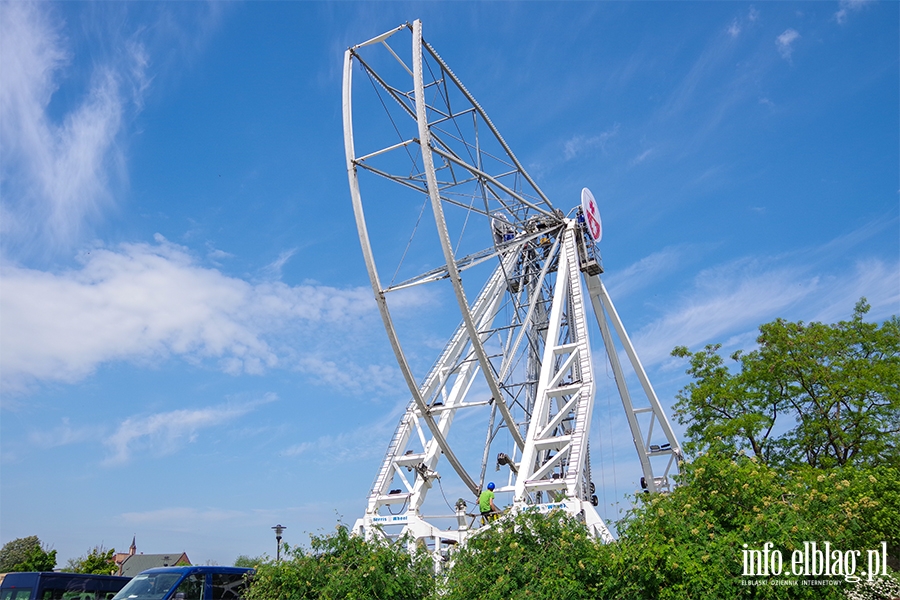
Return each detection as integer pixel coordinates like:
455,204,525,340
271,524,286,562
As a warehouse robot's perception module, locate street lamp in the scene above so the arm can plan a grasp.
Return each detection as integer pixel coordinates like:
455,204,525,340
271,524,286,562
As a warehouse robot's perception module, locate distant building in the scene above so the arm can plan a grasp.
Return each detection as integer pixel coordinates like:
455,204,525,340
114,537,190,577
113,536,137,573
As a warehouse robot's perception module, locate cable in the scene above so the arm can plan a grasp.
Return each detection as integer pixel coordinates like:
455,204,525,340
436,476,457,514
390,198,428,287
386,495,409,516
605,346,620,519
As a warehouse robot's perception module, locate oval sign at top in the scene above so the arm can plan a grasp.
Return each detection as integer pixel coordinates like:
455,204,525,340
581,187,602,242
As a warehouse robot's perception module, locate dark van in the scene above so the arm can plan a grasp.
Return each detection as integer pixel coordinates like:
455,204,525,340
0,572,130,600
109,567,252,600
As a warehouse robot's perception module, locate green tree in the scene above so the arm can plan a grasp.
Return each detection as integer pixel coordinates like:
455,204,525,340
672,299,900,468
0,537,39,572
0,536,57,572
245,525,434,600
66,546,116,574
233,555,268,568
442,510,605,600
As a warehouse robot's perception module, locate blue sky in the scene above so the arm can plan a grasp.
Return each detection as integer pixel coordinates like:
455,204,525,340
1,1,897,567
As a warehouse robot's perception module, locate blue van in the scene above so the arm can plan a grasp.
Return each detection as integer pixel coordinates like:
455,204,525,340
0,572,130,600
109,567,252,600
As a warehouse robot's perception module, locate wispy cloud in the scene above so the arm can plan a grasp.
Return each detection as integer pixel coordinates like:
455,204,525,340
206,244,234,265
563,125,619,161
0,2,148,255
604,245,690,299
633,259,818,365
834,0,873,24
776,29,800,61
263,249,298,279
29,418,104,449
119,506,248,525
0,236,385,392
630,256,898,367
281,405,401,462
728,5,761,38
630,148,654,166
103,396,274,465
116,501,339,535
295,356,399,396
280,420,393,462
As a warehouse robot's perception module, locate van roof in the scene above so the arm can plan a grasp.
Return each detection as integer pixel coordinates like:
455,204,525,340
137,566,253,576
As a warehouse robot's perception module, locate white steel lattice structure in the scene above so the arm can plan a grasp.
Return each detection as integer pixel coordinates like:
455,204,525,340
342,20,682,562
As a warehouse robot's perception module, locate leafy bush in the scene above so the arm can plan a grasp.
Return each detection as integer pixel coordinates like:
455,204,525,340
601,448,899,599
442,510,606,600
244,525,434,600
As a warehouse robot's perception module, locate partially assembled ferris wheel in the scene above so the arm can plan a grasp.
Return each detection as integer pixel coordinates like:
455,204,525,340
342,20,682,558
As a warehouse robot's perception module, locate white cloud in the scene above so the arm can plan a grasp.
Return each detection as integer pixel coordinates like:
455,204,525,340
206,246,234,264
776,29,800,61
727,19,741,38
0,2,148,254
103,397,273,465
835,0,873,24
0,236,380,392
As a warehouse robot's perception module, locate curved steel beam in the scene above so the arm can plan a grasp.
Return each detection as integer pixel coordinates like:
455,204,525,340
343,46,479,495
412,20,525,451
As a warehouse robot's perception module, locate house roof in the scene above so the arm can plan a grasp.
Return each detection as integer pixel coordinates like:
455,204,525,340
119,553,190,577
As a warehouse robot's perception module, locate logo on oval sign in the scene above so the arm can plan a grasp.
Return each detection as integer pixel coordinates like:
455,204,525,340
580,187,602,242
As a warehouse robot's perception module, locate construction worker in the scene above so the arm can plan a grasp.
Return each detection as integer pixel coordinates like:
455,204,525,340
479,482,499,522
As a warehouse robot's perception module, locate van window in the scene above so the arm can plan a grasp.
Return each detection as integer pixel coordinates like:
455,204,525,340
1,589,33,600
210,574,245,600
111,573,181,600
41,592,97,600
170,575,203,600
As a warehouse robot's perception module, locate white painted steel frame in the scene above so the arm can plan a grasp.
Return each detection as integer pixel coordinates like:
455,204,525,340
342,20,680,557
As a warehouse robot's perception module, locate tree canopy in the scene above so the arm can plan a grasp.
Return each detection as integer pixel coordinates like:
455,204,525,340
66,545,117,575
234,555,268,568
604,449,899,599
0,536,57,572
672,299,899,468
